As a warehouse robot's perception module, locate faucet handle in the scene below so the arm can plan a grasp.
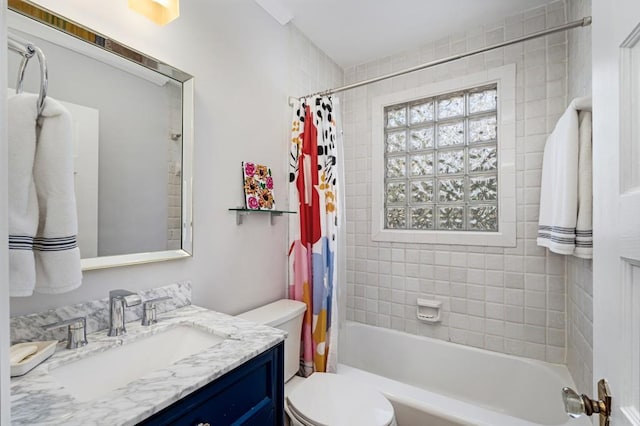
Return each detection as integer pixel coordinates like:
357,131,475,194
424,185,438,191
109,289,142,307
43,317,88,349
141,296,172,326
123,293,142,307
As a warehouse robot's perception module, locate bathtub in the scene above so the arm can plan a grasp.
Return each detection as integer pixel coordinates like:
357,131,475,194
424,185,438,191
337,322,590,426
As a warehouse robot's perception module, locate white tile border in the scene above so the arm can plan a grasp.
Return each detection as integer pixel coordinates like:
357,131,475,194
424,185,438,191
371,63,517,247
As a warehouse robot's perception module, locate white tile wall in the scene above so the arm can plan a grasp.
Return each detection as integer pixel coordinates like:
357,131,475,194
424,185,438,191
566,0,593,393
567,257,593,393
167,83,182,250
288,26,344,100
342,1,570,363
568,0,592,101
286,24,346,326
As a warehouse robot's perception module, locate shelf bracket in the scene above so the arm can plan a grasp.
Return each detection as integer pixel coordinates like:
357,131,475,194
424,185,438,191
235,210,249,225
269,211,283,225
230,208,294,226
233,210,283,225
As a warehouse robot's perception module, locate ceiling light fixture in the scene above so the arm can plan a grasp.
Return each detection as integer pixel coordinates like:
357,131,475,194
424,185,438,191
128,0,179,26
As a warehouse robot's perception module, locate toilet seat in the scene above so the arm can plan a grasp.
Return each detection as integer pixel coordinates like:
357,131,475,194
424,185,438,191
286,373,395,426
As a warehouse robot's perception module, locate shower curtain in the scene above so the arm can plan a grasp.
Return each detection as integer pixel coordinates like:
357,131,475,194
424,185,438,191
289,95,342,376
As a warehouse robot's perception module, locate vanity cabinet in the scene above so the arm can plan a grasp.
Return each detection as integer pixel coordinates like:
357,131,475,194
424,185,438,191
137,342,284,426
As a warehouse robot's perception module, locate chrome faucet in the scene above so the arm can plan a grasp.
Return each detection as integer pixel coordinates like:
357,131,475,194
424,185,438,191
43,316,88,349
141,296,172,326
108,289,141,337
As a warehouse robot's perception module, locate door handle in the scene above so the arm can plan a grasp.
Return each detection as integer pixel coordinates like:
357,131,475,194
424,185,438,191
562,379,612,426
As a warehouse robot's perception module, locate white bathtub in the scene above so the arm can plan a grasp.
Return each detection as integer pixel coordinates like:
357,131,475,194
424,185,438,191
338,322,590,426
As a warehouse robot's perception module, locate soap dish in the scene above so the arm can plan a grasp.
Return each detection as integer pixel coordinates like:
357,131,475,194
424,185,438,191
416,298,442,323
10,341,57,377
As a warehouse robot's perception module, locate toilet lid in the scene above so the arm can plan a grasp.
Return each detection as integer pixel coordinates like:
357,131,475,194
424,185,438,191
286,373,394,426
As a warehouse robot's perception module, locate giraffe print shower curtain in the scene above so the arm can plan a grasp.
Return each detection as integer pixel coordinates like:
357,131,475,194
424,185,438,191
289,96,340,376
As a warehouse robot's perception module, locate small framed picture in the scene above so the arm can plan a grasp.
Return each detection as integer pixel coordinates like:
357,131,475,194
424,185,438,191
242,161,275,210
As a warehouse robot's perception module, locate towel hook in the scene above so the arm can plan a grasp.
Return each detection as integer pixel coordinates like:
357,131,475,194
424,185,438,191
7,33,48,117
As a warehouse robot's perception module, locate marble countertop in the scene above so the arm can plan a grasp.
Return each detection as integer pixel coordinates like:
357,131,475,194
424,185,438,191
10,305,286,425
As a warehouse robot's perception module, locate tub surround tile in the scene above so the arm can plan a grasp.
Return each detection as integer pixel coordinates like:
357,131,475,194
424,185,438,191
10,304,286,426
566,0,592,392
346,4,572,358
10,282,192,344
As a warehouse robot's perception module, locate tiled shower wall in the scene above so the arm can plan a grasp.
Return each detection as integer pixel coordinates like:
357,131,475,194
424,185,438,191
287,25,345,319
288,26,344,104
343,1,571,363
566,0,593,393
167,82,182,250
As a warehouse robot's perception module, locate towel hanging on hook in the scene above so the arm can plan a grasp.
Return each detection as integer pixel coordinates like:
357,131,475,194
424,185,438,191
7,32,48,117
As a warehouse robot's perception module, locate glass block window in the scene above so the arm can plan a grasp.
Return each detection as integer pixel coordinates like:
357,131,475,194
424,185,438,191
383,85,498,231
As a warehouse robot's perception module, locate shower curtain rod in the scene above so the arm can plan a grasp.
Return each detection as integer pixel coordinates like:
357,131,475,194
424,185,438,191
289,16,592,104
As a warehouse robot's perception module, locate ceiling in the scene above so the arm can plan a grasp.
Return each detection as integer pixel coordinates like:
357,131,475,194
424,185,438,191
255,0,556,68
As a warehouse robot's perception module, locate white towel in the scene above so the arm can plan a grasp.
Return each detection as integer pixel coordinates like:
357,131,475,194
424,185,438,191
574,109,593,258
8,94,39,297
34,96,83,294
8,93,82,296
537,97,593,259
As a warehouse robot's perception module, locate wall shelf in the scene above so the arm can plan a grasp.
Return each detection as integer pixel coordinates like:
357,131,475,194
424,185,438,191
229,208,296,225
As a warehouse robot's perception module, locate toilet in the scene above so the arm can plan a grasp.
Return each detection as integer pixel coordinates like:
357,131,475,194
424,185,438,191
239,299,396,426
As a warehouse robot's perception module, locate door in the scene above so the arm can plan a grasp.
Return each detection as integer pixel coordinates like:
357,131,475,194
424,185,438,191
64,101,100,259
593,1,640,424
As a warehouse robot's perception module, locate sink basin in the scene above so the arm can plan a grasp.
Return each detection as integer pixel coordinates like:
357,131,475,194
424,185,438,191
48,325,227,402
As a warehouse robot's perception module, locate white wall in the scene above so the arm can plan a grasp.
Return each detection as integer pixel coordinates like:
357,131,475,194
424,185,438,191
8,0,343,318
343,1,571,363
565,0,593,396
1,2,10,422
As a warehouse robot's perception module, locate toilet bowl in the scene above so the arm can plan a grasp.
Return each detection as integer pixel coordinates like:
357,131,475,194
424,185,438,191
286,372,395,426
238,299,396,426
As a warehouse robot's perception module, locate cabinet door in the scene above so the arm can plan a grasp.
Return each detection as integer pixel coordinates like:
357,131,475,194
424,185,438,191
230,400,275,426
138,342,284,426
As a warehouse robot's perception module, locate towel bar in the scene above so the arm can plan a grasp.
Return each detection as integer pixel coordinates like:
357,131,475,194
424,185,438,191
7,32,48,117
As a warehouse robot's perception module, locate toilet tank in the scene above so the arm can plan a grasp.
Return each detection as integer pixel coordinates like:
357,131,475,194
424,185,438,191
238,299,306,381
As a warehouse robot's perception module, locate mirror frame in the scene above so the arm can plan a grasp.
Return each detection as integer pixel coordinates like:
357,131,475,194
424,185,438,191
8,1,194,271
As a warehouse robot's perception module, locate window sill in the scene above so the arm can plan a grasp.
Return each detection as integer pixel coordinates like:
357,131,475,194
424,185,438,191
371,222,516,247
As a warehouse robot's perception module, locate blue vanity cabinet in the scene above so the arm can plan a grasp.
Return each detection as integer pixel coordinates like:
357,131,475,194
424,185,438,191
137,342,284,426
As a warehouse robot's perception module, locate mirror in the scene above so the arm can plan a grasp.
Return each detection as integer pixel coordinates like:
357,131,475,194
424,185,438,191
7,1,194,270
